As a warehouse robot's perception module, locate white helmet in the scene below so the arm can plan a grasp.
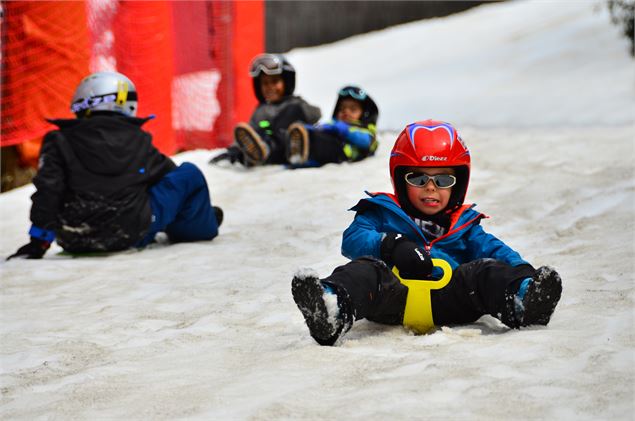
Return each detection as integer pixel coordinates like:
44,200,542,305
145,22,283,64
71,71,138,117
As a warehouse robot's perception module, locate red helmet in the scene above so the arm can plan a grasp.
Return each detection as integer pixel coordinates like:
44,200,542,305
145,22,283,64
390,120,471,216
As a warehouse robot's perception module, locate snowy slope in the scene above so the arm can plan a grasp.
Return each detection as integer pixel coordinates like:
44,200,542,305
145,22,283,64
1,1,634,419
289,0,633,129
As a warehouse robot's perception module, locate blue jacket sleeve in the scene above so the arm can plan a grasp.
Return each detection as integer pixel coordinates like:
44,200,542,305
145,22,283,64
464,224,529,267
320,120,373,150
341,208,385,260
345,127,372,150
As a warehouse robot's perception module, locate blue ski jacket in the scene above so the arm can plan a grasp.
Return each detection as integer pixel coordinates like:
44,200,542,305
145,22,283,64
342,192,529,277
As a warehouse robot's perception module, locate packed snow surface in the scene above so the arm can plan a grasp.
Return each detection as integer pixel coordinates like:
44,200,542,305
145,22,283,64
1,1,633,419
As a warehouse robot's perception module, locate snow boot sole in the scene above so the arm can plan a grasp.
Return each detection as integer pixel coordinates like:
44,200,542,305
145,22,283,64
292,274,350,346
520,266,562,326
234,123,269,166
286,123,309,165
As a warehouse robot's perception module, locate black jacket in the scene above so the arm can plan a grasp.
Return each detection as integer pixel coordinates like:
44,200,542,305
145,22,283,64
31,114,176,252
248,95,321,136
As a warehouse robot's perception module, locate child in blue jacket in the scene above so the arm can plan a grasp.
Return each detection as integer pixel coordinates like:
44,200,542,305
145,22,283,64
286,86,379,167
292,120,562,346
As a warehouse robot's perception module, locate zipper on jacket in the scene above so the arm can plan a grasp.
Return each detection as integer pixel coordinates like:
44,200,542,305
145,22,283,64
427,214,485,250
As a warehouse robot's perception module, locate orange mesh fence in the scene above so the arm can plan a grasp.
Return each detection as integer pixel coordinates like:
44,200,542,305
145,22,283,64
111,1,176,154
1,1,90,148
1,0,263,156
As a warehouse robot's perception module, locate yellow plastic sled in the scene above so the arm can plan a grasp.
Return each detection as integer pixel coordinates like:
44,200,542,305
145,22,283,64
392,258,452,334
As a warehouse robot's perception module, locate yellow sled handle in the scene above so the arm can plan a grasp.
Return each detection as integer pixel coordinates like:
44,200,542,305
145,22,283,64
392,258,452,334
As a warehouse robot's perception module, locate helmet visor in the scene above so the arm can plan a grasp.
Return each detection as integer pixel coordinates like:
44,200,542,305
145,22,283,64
249,54,285,77
71,91,138,114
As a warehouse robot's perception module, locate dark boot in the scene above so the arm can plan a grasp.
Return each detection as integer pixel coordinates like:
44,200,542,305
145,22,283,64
213,206,223,227
502,266,562,328
518,266,562,326
291,272,353,346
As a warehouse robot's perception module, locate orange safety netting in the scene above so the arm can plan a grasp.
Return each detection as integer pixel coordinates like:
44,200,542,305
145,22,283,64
1,1,90,148
110,1,176,153
2,0,263,158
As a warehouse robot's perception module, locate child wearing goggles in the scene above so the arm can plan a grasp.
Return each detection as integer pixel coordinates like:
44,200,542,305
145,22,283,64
210,53,321,167
285,85,379,168
291,120,562,346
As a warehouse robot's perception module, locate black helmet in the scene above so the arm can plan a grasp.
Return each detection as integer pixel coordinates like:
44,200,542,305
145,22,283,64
249,53,296,103
332,86,379,126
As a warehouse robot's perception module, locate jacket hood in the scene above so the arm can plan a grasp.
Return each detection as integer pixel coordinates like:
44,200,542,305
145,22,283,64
48,115,153,175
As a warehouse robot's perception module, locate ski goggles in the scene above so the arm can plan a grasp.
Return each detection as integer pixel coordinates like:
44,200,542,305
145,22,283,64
249,54,289,77
405,172,456,189
339,87,367,100
70,90,138,114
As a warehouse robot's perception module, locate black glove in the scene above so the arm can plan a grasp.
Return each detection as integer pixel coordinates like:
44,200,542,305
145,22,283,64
209,146,244,165
381,233,433,279
7,238,50,260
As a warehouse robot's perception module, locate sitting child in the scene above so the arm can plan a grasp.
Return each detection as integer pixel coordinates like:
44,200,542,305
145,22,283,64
291,120,562,345
8,71,222,259
286,85,379,167
211,53,321,166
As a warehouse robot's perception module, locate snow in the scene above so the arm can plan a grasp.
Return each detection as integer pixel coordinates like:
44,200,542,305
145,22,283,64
1,0,634,419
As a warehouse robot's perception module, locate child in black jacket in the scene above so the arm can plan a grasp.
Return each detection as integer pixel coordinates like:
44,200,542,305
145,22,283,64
8,71,222,259
211,54,321,166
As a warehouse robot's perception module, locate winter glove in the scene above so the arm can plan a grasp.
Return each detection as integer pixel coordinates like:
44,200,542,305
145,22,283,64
380,233,433,279
209,146,244,165
7,238,50,260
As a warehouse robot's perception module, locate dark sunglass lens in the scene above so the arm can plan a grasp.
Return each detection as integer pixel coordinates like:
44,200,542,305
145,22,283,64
435,175,456,188
406,173,429,186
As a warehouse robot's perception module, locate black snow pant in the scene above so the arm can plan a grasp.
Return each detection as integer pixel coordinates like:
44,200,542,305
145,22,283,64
306,131,347,166
321,257,536,328
254,104,315,164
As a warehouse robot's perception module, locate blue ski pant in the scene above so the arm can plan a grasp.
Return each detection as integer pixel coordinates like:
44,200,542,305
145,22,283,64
138,162,218,246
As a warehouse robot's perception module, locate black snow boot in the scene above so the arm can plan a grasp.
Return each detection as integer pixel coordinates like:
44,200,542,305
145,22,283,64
292,272,354,346
502,266,562,328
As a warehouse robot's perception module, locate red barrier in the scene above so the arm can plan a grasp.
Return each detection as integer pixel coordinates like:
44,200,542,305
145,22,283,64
232,1,265,125
1,0,265,156
113,1,176,154
1,1,90,147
